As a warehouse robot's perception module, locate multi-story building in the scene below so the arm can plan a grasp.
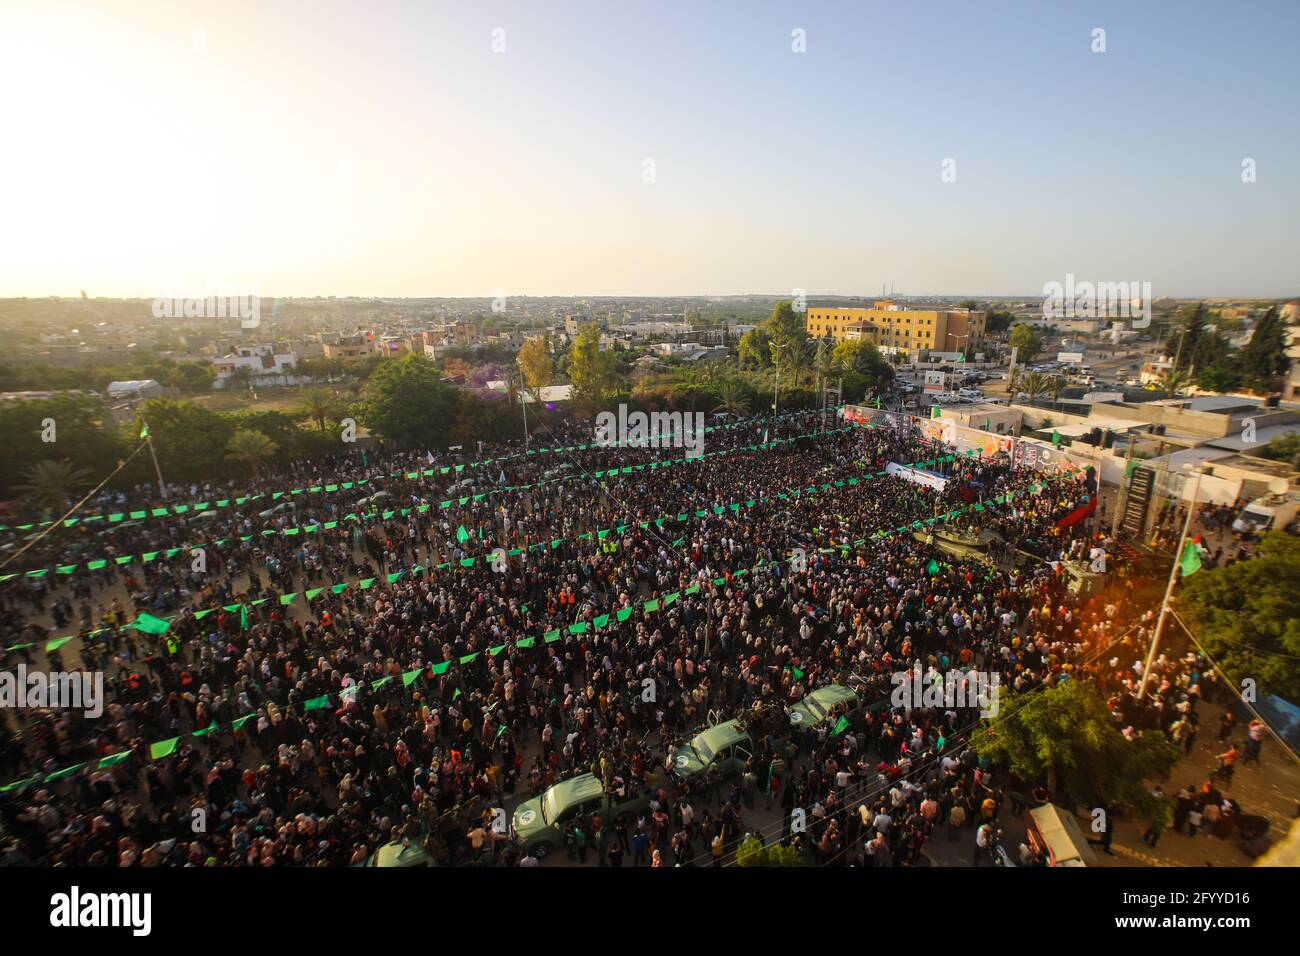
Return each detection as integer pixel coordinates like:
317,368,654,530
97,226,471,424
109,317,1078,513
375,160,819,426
211,344,298,386
804,299,986,359
323,334,380,362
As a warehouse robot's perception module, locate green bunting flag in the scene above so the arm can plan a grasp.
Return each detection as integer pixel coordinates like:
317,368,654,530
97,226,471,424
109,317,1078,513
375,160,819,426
129,612,172,635
150,737,180,760
1178,540,1202,578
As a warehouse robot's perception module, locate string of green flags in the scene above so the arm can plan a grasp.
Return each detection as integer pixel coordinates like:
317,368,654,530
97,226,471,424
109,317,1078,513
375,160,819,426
0,424,861,581
3,451,1079,659
0,410,834,533
0,464,1083,794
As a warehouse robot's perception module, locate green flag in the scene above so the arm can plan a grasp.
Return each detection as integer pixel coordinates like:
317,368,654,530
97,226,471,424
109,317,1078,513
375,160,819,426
150,737,180,760
1178,541,1202,578
927,559,941,575
240,604,250,631
832,715,850,737
931,404,941,419
457,525,469,544
139,422,149,440
1051,429,1061,446
129,612,171,635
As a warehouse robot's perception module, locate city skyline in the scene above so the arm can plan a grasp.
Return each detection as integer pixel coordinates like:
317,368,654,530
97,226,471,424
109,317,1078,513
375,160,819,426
3,0,1297,299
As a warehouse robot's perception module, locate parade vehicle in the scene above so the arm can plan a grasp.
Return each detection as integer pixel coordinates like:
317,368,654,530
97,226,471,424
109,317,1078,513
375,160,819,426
787,683,862,730
510,773,655,859
359,838,438,867
672,702,800,781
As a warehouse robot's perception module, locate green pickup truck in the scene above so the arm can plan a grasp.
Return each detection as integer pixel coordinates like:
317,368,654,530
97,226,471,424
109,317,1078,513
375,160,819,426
511,773,653,859
787,683,862,730
671,719,756,781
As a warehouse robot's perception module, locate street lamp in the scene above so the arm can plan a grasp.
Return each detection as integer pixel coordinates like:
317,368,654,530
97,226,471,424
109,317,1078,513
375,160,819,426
1137,462,1204,701
771,342,787,419
514,360,530,450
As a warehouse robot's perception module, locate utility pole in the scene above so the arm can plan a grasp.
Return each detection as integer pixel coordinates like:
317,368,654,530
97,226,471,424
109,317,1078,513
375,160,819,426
514,365,530,450
142,419,168,499
1138,465,1203,700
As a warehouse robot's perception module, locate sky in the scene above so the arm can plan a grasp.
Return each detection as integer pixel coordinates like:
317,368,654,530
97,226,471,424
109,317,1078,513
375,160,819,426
1,0,1297,300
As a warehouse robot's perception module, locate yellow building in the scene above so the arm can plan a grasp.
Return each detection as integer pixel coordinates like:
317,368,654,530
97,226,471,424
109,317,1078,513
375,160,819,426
805,300,986,359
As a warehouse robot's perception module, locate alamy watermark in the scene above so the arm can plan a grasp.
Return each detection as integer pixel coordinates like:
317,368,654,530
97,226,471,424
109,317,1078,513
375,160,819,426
594,404,705,458
152,288,261,329
0,665,104,718
890,662,1000,718
1042,273,1151,329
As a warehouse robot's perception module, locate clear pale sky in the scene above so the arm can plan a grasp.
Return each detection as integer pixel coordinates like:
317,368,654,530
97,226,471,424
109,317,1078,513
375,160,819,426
2,0,1296,299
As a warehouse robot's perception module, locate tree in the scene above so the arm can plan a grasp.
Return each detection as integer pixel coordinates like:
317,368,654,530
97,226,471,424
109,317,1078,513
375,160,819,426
1048,375,1068,404
226,366,255,391
972,678,1179,817
516,338,553,396
1164,303,1232,375
569,322,617,409
298,388,335,432
358,353,460,450
986,309,1014,334
15,459,93,514
1254,431,1300,469
133,398,235,484
712,381,751,415
1009,324,1042,363
1180,531,1300,695
225,428,278,477
765,300,808,363
833,338,895,396
1020,371,1049,403
738,328,772,367
1160,369,1192,397
0,393,126,499
1238,306,1288,392
1195,362,1242,393
166,361,215,394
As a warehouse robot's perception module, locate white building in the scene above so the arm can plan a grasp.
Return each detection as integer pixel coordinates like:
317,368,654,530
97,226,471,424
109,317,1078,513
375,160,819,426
212,344,298,387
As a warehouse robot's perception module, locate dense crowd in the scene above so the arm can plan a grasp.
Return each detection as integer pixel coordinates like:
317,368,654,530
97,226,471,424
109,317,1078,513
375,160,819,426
0,407,1201,867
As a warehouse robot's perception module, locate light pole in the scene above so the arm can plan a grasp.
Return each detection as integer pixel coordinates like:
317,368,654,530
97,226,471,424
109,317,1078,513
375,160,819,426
514,363,530,450
771,342,786,421
949,333,970,393
1138,463,1203,701
141,419,168,499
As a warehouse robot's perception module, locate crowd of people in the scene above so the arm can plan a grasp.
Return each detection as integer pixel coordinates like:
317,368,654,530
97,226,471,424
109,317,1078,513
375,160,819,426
0,405,1235,867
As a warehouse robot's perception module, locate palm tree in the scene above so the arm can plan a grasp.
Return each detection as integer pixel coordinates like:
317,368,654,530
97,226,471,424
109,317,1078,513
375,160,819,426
226,428,278,477
1161,369,1192,397
299,388,334,431
1020,371,1049,404
16,459,92,514
1048,375,1068,404
713,381,751,416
